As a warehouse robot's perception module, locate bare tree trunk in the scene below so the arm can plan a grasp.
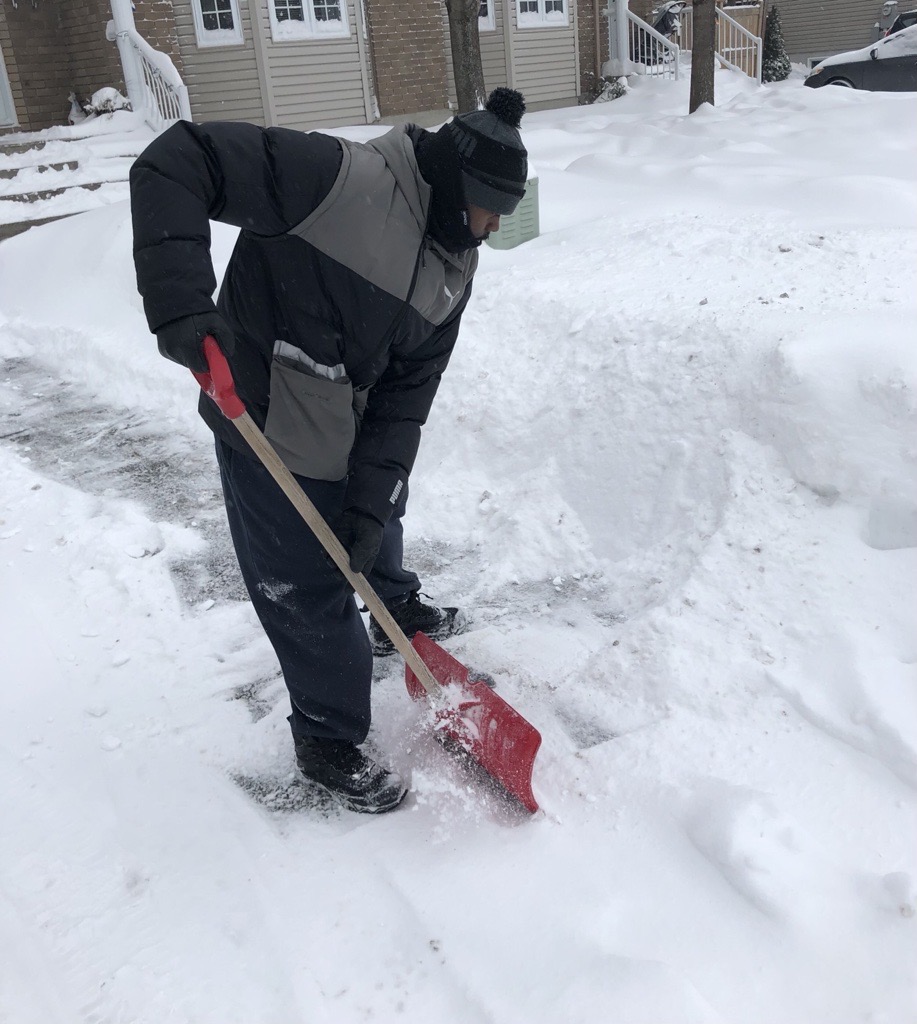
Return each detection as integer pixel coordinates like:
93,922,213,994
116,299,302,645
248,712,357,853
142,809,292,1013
445,0,487,114
689,0,716,113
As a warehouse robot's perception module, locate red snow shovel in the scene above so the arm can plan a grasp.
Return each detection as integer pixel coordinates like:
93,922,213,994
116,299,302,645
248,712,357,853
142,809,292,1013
193,336,542,813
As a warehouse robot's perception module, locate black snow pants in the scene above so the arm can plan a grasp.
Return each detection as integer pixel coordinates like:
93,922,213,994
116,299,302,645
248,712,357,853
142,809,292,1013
215,436,420,746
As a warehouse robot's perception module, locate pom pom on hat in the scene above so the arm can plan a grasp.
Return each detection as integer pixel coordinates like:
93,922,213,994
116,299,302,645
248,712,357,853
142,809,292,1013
484,87,526,128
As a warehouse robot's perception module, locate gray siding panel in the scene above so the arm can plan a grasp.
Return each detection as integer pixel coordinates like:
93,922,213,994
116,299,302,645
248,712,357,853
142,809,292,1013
481,0,509,91
257,0,369,129
174,1,265,123
173,0,370,129
444,0,576,109
512,24,578,103
778,0,882,64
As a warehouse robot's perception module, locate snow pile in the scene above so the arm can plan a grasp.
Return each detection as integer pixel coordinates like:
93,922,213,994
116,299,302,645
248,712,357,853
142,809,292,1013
0,72,915,1023
0,112,153,226
0,108,148,145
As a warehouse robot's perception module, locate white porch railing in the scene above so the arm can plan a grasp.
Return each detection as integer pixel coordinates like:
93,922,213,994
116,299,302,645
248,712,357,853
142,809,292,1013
604,1,763,87
714,6,762,82
680,6,762,83
627,10,681,79
116,28,191,130
109,0,190,131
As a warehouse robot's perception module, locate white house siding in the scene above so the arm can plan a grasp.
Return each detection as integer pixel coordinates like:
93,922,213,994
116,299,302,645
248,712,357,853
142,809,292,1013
777,0,884,65
481,1,510,92
173,2,266,124
441,2,510,112
254,0,371,130
511,22,578,105
443,0,575,111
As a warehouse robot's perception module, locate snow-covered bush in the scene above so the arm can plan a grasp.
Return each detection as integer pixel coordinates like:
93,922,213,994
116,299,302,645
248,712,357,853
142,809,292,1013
82,87,132,116
586,75,629,104
762,5,791,83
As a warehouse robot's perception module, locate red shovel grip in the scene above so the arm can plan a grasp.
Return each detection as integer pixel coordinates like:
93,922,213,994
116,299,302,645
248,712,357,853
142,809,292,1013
192,335,246,419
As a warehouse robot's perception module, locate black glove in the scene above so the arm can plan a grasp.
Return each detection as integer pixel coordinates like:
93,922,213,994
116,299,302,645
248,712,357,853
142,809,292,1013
331,508,385,576
155,311,236,374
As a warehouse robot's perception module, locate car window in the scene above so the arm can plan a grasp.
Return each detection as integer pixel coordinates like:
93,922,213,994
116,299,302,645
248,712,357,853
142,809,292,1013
878,23,917,56
891,11,917,28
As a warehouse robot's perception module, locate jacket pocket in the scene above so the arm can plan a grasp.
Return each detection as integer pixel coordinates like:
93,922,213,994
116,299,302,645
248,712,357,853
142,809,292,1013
264,354,355,481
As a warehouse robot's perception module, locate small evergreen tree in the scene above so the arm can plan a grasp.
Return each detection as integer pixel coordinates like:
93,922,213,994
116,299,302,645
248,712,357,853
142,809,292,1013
762,5,791,83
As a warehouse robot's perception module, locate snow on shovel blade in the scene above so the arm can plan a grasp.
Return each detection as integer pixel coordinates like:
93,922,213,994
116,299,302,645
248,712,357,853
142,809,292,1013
405,632,542,813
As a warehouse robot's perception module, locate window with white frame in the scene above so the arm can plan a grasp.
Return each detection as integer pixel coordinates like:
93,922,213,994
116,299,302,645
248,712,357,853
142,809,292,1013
192,0,244,47
275,0,306,21
517,0,567,28
479,0,495,32
269,0,350,40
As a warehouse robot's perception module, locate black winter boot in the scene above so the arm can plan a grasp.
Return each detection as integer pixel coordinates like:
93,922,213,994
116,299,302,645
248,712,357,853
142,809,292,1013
370,591,467,656
294,737,407,814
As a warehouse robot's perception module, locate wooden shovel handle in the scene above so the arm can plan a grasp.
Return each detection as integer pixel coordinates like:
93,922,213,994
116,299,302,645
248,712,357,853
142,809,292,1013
194,336,444,701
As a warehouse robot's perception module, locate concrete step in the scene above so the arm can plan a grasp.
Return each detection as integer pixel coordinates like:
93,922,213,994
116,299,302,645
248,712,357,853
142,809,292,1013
0,182,105,205
0,161,79,180
0,140,47,157
0,213,79,243
0,127,144,243
1,138,144,172
0,156,135,196
0,175,130,243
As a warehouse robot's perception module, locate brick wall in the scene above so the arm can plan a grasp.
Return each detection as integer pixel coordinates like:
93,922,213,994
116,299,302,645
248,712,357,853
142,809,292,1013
2,0,72,130
630,0,657,21
364,0,449,117
59,0,127,108
577,0,611,97
0,1,25,131
134,0,183,74
0,0,183,133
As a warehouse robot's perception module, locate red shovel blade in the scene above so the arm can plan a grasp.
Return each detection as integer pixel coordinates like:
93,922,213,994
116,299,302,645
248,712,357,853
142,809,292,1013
405,632,542,813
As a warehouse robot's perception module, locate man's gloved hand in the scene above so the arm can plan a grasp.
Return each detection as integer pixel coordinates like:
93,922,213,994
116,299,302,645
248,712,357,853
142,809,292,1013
331,508,385,576
155,311,236,374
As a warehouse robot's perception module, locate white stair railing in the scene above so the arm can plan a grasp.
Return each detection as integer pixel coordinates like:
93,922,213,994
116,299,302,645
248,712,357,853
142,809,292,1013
626,10,681,79
714,6,762,81
109,1,190,131
679,6,762,82
116,28,191,129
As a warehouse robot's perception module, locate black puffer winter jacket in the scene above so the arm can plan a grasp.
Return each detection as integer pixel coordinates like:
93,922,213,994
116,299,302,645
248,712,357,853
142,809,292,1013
130,120,477,524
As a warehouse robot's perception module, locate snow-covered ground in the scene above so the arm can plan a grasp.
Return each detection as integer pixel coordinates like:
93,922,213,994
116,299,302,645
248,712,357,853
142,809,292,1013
1,71,915,1023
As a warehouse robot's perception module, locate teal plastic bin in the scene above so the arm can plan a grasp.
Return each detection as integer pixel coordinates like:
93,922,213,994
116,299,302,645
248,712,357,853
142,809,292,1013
486,175,539,250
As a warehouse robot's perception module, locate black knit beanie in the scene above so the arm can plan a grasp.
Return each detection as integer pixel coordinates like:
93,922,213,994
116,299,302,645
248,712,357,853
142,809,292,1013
416,88,528,253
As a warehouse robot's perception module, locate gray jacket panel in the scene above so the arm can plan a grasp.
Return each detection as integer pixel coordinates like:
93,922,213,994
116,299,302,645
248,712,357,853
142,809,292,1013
290,129,476,328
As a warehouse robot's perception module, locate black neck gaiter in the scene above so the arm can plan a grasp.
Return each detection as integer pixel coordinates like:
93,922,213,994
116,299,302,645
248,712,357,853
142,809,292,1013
412,127,482,254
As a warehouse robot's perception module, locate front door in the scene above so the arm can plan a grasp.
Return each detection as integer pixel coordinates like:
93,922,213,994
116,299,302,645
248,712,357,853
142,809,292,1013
0,45,16,127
